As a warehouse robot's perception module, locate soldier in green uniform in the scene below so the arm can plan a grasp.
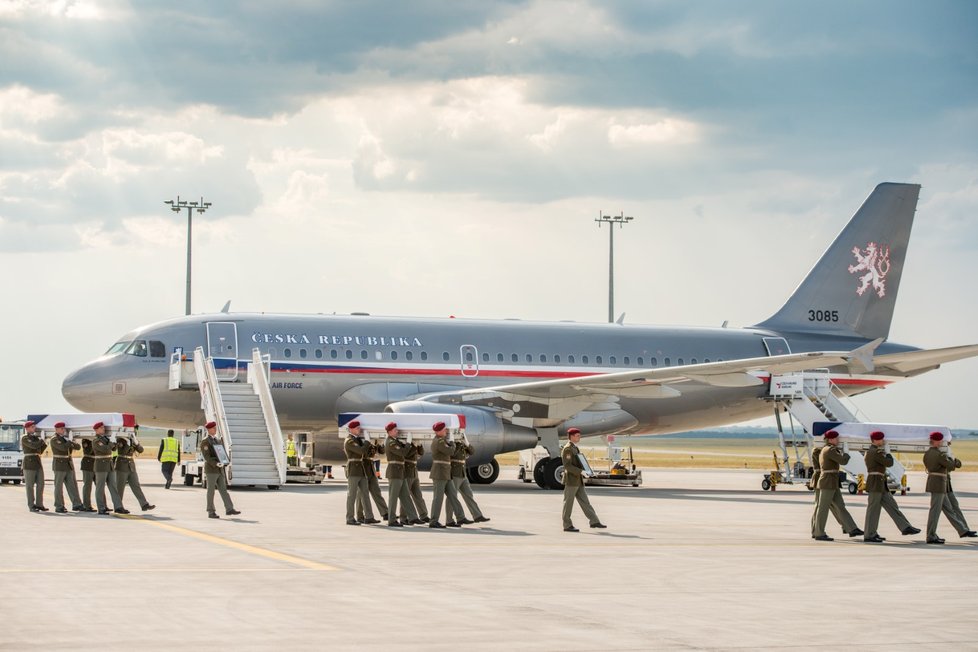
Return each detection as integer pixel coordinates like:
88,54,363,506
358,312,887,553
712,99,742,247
357,435,388,522
449,437,489,524
383,422,418,527
49,421,83,513
862,431,918,542
115,430,155,511
400,441,429,524
21,421,48,512
91,421,125,515
561,428,605,531
812,431,862,541
80,438,96,512
944,440,977,539
809,443,823,537
428,422,464,528
200,421,240,519
343,421,374,525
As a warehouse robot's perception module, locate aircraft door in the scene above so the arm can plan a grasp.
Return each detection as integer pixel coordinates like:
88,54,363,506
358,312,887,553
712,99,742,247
206,322,239,381
762,337,791,357
460,344,479,377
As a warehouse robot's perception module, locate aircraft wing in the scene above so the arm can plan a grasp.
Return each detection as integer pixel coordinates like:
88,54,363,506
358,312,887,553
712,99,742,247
872,344,978,375
418,350,857,420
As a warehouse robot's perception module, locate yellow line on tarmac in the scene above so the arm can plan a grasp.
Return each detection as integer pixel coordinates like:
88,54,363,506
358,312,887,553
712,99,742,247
115,514,337,571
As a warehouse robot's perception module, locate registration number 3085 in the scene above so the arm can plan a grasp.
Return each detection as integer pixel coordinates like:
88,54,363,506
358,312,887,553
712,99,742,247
808,309,839,322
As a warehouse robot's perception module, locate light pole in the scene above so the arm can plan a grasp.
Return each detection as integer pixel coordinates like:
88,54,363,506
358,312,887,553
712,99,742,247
594,211,634,323
164,196,212,315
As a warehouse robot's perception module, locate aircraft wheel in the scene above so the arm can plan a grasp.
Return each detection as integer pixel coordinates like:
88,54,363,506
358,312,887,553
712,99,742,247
13,479,21,485
184,474,194,486
0,480,7,485
761,478,771,491
543,457,565,490
467,459,500,485
533,459,548,488
268,485,280,490
848,482,858,495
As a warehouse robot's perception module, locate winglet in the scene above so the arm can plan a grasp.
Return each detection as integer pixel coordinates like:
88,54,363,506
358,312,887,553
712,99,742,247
616,313,626,325
846,337,884,374
220,300,231,314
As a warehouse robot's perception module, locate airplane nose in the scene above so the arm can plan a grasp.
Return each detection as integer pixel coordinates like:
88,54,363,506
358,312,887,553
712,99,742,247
62,362,110,411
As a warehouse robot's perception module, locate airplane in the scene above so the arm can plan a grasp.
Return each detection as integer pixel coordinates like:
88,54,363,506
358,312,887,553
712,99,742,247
61,182,978,488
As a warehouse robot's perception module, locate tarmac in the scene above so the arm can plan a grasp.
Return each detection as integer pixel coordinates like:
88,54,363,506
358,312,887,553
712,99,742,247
2,461,976,651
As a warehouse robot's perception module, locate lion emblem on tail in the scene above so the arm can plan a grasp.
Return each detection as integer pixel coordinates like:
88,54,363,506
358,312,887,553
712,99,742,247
848,242,890,298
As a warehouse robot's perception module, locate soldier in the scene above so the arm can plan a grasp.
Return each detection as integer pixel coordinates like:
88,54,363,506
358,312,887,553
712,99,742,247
21,421,48,512
450,437,490,525
343,420,375,525
115,429,155,511
157,429,180,489
400,440,429,524
49,422,83,513
923,432,976,543
944,439,977,539
383,422,418,527
91,422,125,515
812,431,863,541
200,421,240,519
862,431,918,542
428,421,464,529
561,428,605,532
809,442,823,537
357,435,388,522
80,438,97,512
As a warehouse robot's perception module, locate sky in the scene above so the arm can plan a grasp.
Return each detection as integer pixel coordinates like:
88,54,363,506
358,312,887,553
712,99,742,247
1,0,977,428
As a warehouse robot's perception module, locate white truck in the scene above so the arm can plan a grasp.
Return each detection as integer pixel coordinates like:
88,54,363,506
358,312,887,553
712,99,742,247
0,422,25,485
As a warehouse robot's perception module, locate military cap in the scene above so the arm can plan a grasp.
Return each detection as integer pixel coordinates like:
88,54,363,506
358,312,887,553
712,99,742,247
824,430,839,440
432,421,446,432
870,431,884,441
92,421,104,430
385,422,397,432
930,431,944,441
24,420,36,427
54,421,66,428
567,427,581,435
347,420,361,429
205,421,217,429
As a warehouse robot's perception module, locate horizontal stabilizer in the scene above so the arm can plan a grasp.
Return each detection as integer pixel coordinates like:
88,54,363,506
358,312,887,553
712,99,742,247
874,344,978,375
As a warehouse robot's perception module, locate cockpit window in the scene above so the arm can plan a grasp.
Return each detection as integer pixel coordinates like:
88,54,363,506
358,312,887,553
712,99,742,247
105,341,131,355
125,340,148,357
149,340,166,358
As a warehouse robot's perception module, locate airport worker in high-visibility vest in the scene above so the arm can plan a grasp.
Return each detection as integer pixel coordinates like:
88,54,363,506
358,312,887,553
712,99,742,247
944,439,977,539
428,422,464,528
862,431,918,542
157,429,180,489
49,421,83,513
115,427,155,511
343,420,374,525
200,421,240,519
21,421,48,512
92,422,125,515
383,422,418,527
400,441,429,523
813,431,862,541
560,428,605,532
285,433,298,467
80,438,96,511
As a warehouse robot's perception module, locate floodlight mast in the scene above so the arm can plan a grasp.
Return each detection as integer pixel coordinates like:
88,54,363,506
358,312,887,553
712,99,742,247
594,212,634,323
164,196,212,315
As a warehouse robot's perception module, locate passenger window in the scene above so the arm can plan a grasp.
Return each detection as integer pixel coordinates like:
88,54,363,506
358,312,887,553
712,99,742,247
582,355,589,364
284,348,292,359
623,356,629,365
405,351,413,361
511,353,518,362
421,352,428,361
345,350,353,360
690,358,697,364
361,350,368,360
539,354,547,363
610,356,616,365
568,355,575,364
637,357,644,366
651,357,657,367
315,349,323,359
465,351,473,362
330,349,338,359
664,357,671,366
596,356,603,364
525,354,532,363
299,349,307,359
374,351,382,360
443,352,450,361
391,351,398,360
497,353,504,362
482,352,489,362
678,358,684,365
704,358,710,363
149,341,166,358
554,354,561,363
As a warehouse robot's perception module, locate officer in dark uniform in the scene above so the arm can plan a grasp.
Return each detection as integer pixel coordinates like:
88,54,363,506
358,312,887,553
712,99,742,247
116,430,155,511
200,421,240,519
812,431,862,541
400,440,428,524
80,438,96,512
383,422,417,527
49,421,83,513
862,431,918,542
92,422,125,515
343,421,374,525
561,428,605,531
21,421,48,512
428,422,464,528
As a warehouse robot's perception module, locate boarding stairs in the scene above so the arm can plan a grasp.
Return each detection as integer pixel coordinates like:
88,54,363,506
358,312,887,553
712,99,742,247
766,370,906,492
194,347,286,488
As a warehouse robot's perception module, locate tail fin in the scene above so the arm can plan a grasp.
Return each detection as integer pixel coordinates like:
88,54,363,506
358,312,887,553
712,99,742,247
753,182,920,340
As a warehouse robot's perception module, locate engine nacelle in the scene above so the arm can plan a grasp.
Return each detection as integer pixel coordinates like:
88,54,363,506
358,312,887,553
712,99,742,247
387,400,538,464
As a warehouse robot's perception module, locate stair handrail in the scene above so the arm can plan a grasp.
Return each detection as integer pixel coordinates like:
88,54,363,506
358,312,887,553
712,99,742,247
827,379,871,423
247,347,286,484
193,346,233,466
